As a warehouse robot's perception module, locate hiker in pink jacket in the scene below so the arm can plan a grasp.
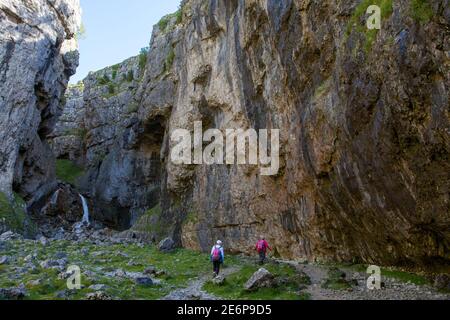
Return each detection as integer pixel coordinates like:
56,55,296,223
255,236,271,265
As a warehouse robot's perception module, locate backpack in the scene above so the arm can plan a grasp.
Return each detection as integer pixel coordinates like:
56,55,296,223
212,246,221,262
257,240,266,252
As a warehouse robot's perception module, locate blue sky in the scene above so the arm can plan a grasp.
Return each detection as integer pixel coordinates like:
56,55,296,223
71,0,181,83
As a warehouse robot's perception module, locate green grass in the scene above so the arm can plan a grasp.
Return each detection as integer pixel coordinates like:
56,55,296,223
321,268,353,291
346,0,394,54
111,64,120,80
164,48,175,73
410,0,433,24
0,192,37,237
126,70,134,82
320,262,430,286
55,159,85,186
139,47,149,71
97,74,111,86
381,268,429,286
0,240,212,300
130,204,167,238
203,262,311,300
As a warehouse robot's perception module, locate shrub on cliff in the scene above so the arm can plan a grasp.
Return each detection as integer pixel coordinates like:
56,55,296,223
0,192,37,237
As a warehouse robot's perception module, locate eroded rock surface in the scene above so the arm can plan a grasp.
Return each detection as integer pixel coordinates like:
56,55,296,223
0,0,81,207
53,0,449,269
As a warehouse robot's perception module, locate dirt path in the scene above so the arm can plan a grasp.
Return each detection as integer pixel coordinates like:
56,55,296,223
161,265,240,300
279,261,448,300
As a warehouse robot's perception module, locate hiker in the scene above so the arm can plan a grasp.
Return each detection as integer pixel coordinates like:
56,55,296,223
255,236,271,265
210,240,224,277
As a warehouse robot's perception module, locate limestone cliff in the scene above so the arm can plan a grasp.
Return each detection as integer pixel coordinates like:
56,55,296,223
55,0,449,268
0,0,81,208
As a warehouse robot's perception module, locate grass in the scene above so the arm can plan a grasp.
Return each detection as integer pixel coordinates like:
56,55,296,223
126,70,134,82
321,268,353,290
55,159,85,186
111,64,120,80
381,268,429,286
97,74,111,86
410,0,433,24
139,47,149,71
203,262,311,300
0,240,212,300
164,47,176,73
320,262,431,286
345,0,394,54
0,192,37,237
130,204,167,238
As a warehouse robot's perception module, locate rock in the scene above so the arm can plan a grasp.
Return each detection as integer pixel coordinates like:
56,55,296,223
144,266,157,275
27,279,43,287
0,231,21,241
434,274,450,291
0,286,27,300
105,269,127,278
55,252,68,260
155,270,166,277
135,277,153,287
24,254,37,262
89,284,108,291
127,259,141,267
0,0,81,213
212,276,226,286
40,259,67,270
158,238,175,253
244,268,275,291
38,237,49,246
86,292,112,300
0,256,10,265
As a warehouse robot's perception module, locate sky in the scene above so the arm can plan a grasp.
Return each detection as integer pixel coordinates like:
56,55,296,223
70,0,181,83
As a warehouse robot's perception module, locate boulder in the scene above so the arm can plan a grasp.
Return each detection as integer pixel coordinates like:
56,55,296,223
135,277,153,287
0,286,27,300
0,256,10,265
158,237,175,253
89,284,108,291
434,274,450,291
244,268,275,291
0,231,22,241
86,291,112,300
212,276,226,286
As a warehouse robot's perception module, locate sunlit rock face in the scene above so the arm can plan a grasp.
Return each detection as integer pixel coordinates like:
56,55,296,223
54,0,449,268
0,0,81,205
136,0,449,268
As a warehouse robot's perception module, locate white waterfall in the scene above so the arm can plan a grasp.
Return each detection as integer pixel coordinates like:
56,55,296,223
50,189,60,206
79,194,90,225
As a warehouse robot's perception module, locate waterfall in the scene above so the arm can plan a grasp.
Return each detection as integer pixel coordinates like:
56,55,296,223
79,194,90,225
50,189,60,206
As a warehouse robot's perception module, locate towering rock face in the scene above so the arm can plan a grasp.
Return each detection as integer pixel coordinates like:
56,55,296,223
139,0,449,267
0,0,81,206
54,0,449,268
48,83,85,166
51,56,162,229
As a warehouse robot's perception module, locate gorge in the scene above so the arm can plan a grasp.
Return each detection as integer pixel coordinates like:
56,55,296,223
1,0,449,275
